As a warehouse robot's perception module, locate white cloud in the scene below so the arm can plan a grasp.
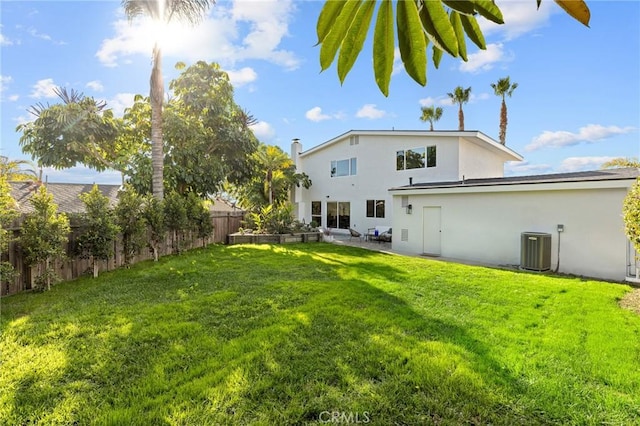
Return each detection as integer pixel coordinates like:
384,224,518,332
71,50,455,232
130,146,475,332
27,27,66,45
391,47,403,76
250,121,275,141
0,75,12,93
0,33,13,46
106,93,136,117
226,67,257,87
306,106,331,122
558,156,619,173
86,80,104,92
8,94,19,102
505,160,552,176
459,43,509,73
356,104,386,119
97,0,299,70
14,115,32,126
419,96,450,107
483,1,555,40
526,124,637,151
30,78,58,99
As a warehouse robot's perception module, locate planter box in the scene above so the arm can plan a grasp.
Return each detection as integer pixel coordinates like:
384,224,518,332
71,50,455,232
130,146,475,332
227,232,321,246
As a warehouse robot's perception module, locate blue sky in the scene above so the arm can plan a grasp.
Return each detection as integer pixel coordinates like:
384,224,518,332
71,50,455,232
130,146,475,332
1,0,638,184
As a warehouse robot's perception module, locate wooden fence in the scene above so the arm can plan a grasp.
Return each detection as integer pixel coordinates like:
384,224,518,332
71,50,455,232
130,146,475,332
1,211,245,296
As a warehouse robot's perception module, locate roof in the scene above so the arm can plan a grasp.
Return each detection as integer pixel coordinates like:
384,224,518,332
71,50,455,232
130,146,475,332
298,129,523,162
9,182,247,215
9,182,121,214
389,168,640,191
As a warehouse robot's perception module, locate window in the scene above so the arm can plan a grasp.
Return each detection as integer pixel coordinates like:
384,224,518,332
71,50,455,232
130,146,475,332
331,158,357,177
311,201,322,227
396,146,436,170
326,202,351,229
366,200,385,218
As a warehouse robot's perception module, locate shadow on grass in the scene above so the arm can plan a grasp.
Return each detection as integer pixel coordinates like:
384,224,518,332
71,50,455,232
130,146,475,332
1,243,637,425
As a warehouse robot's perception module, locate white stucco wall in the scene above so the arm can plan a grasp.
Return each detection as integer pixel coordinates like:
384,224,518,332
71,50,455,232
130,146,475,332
458,139,506,179
391,181,632,281
293,131,520,234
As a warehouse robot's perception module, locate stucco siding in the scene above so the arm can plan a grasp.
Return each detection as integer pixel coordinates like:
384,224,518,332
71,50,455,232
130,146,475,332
458,141,505,179
392,185,630,281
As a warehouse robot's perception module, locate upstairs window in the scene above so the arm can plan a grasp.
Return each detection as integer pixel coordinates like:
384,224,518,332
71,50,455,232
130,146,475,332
396,146,436,170
331,157,357,177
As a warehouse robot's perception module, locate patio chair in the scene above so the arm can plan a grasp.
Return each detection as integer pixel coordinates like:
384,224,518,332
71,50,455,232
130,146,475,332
349,227,363,241
378,228,392,243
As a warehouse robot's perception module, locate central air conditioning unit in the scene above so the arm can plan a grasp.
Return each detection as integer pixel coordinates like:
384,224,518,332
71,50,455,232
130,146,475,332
521,232,552,271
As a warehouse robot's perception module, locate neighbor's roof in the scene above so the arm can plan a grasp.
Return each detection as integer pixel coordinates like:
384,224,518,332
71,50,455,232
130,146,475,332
389,168,640,191
9,181,121,214
298,129,523,162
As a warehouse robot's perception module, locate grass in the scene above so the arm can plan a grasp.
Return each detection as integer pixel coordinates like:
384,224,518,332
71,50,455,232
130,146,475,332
1,243,639,425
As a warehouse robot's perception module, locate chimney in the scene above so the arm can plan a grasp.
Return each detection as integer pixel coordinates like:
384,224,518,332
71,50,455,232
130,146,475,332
409,177,413,186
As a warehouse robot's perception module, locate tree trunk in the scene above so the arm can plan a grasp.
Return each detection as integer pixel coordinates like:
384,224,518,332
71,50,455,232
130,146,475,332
151,43,164,200
458,105,464,131
45,258,51,291
499,100,507,145
93,257,99,278
430,122,434,131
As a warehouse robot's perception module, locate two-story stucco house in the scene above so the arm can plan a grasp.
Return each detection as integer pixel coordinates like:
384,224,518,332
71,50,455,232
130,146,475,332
290,129,522,234
291,129,640,282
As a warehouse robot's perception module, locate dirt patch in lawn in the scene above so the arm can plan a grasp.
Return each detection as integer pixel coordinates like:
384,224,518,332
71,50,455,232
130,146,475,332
620,288,640,315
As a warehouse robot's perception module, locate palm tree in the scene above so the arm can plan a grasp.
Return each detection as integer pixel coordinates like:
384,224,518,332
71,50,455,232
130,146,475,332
447,86,472,131
256,145,295,206
122,0,214,200
419,106,443,131
491,77,518,145
0,156,38,181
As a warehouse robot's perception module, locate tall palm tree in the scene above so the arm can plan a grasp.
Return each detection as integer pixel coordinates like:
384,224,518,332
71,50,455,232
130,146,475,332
490,76,518,145
122,0,214,200
0,156,38,181
447,86,471,131
419,105,443,131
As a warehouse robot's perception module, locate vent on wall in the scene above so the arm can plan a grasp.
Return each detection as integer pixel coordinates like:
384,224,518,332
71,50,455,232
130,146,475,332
349,135,359,145
521,232,552,271
401,229,409,242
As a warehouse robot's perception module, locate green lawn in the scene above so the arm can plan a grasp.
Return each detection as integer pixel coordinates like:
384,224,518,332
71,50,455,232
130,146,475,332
1,243,639,425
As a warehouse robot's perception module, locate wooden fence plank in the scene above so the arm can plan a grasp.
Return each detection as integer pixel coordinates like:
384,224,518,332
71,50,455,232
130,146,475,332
1,211,245,296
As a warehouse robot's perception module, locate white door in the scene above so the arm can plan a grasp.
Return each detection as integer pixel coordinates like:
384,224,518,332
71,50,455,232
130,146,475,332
423,207,441,256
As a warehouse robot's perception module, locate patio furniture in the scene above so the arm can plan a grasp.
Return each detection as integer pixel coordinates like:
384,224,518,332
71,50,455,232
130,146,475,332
378,228,392,243
349,228,363,241
367,226,391,242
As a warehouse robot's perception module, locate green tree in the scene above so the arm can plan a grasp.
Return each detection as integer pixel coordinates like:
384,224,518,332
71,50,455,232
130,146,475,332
0,157,38,181
601,158,640,169
77,185,120,278
316,1,590,96
447,86,471,131
121,62,259,197
122,0,215,201
419,105,443,131
115,185,148,266
185,192,213,246
624,179,640,256
20,186,70,290
0,175,19,287
17,88,121,172
232,145,311,211
491,76,518,145
143,195,166,262
164,191,188,254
